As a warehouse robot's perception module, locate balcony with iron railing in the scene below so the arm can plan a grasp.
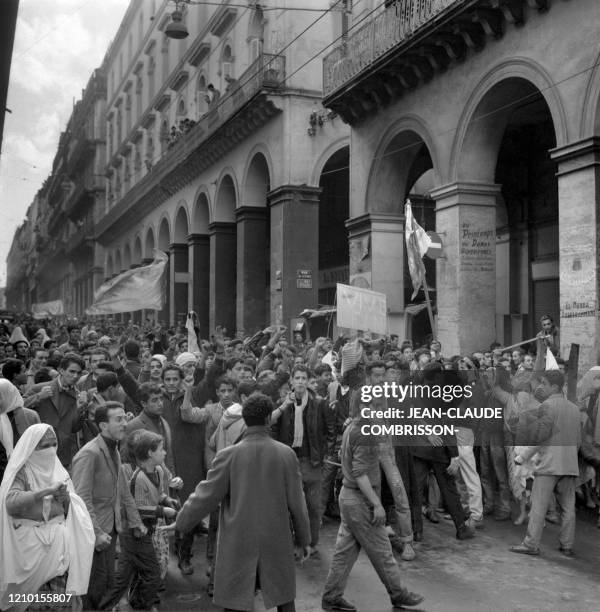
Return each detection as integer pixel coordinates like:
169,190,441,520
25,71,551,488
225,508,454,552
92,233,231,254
322,0,550,123
96,53,285,240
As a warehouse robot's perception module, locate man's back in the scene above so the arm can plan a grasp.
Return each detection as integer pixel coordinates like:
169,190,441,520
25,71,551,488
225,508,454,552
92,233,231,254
529,394,581,476
176,425,309,611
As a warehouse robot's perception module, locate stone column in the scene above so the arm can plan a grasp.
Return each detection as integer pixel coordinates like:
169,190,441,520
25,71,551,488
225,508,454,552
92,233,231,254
551,137,600,371
169,243,189,329
158,254,170,326
188,234,210,338
208,222,236,335
236,206,268,336
430,182,500,356
268,185,320,330
345,212,405,334
140,258,154,324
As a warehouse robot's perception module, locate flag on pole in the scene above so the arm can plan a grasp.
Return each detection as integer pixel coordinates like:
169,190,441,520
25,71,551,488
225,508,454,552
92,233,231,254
86,251,168,315
404,200,432,300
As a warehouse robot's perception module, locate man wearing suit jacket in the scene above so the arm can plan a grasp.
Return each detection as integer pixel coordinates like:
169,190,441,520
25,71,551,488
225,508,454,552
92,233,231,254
510,370,581,557
72,402,146,610
33,353,85,468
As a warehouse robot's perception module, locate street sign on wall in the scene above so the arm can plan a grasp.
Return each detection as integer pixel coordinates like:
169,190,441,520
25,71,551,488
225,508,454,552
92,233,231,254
425,231,443,259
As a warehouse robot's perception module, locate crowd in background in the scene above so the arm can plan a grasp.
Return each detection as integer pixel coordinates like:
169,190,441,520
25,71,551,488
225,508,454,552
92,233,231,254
0,311,598,612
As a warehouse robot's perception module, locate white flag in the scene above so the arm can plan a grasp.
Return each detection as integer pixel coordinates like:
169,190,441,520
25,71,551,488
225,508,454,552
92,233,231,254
86,252,168,315
545,347,559,371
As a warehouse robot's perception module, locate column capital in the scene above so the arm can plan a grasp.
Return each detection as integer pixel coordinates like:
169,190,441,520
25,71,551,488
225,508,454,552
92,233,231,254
430,181,501,211
168,242,188,253
550,137,600,175
345,212,404,238
235,205,268,221
208,222,236,235
187,233,210,245
267,184,321,208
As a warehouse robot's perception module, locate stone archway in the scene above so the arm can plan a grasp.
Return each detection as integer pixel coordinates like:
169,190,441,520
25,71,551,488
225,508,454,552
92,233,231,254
433,75,560,355
157,218,171,325
238,152,270,334
211,173,237,335
318,146,349,307
353,123,438,336
144,227,155,261
171,205,190,327
189,190,211,335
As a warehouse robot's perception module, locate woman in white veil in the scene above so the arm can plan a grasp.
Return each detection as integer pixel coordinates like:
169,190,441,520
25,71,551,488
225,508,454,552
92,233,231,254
0,424,94,611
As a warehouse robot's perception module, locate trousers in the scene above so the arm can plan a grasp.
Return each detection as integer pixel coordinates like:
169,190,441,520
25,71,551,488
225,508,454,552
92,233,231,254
480,430,511,516
413,457,467,531
379,443,413,542
523,475,576,550
455,427,483,521
83,529,117,610
299,457,322,546
323,486,406,603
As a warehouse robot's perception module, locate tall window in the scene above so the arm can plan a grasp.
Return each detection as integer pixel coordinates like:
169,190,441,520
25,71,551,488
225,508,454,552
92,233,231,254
221,44,234,90
147,135,154,167
128,34,133,65
248,8,264,61
125,93,132,133
147,54,156,100
116,108,122,145
161,38,170,82
177,97,186,118
160,118,169,153
138,11,144,42
136,76,143,118
196,74,208,117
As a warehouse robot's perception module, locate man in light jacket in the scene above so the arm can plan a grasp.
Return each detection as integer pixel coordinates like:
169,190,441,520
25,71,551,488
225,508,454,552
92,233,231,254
510,370,581,557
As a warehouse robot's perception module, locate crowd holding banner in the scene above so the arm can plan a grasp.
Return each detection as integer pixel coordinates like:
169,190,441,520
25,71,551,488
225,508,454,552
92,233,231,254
0,304,597,611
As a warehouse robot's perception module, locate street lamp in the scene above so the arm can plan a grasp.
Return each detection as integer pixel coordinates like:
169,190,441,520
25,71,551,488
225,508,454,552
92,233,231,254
165,2,189,39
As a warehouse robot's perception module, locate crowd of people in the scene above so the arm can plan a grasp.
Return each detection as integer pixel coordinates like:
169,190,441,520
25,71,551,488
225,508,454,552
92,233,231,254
0,311,598,612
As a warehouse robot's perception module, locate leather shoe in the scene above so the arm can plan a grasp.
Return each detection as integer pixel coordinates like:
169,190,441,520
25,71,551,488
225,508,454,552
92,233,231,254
424,507,440,523
178,559,194,575
509,544,539,556
392,589,425,608
456,524,475,540
322,596,357,611
558,546,574,557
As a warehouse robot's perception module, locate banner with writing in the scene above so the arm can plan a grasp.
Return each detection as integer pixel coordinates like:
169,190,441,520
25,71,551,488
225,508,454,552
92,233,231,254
336,283,387,335
32,300,64,318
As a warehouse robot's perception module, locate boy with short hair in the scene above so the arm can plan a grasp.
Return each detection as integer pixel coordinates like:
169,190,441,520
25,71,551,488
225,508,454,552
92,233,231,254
100,430,179,611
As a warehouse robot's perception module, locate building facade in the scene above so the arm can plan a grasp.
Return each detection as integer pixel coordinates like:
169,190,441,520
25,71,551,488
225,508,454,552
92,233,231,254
6,67,107,316
96,0,351,336
322,0,600,369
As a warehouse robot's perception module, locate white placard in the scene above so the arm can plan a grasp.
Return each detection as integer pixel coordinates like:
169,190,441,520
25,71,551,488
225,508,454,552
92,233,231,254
336,283,387,335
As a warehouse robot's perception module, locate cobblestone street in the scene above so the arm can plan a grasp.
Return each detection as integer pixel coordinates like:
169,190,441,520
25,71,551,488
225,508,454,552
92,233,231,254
156,510,600,612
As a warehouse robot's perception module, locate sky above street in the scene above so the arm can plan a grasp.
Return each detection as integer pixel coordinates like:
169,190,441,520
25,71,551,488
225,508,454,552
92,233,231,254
0,0,130,288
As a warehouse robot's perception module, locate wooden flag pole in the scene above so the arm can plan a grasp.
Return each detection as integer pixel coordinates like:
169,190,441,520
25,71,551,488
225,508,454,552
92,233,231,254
422,277,436,338
499,335,551,352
